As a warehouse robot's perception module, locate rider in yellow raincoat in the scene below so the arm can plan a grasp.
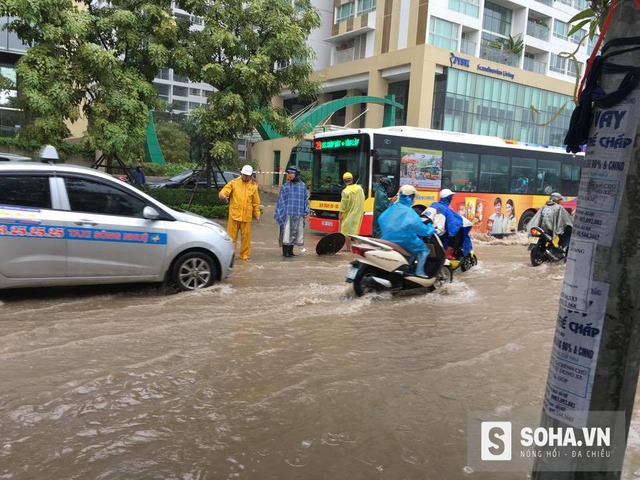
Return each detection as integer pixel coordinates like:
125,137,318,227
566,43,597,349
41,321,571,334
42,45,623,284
219,165,261,261
339,171,364,252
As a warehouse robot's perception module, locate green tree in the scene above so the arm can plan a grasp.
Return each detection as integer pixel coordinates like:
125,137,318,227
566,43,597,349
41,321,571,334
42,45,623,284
172,0,321,163
1,1,178,160
155,121,191,163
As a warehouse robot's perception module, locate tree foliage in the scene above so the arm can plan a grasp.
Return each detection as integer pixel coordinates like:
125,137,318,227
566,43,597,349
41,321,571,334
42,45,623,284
155,121,191,164
567,0,610,40
2,0,178,160
173,0,321,162
1,0,322,164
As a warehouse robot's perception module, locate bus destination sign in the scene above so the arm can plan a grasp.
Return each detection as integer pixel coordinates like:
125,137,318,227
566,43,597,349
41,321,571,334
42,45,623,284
315,137,361,150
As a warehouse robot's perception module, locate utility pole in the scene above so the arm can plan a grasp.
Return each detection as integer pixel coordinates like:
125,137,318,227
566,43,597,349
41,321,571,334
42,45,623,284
533,1,640,478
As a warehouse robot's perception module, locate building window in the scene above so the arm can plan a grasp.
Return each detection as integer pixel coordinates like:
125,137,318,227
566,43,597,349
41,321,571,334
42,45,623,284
173,85,188,97
429,17,460,51
189,88,201,96
153,83,170,103
0,65,17,106
569,28,586,45
173,73,189,83
553,20,570,41
550,54,582,77
388,80,409,126
172,100,188,112
357,0,376,15
336,2,355,22
482,1,512,36
189,102,201,109
0,17,28,53
157,68,171,80
448,0,479,18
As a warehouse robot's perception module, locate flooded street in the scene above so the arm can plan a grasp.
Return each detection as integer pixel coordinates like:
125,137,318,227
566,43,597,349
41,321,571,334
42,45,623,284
2,204,640,479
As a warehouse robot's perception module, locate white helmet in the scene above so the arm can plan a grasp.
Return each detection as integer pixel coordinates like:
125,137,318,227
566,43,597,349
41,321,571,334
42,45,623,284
440,188,454,200
399,184,416,196
549,192,564,203
240,165,253,176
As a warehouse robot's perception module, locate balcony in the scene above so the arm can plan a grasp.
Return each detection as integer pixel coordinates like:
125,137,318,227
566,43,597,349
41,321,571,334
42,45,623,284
523,57,547,74
526,21,550,41
331,47,365,65
479,44,520,67
535,0,552,5
461,39,477,56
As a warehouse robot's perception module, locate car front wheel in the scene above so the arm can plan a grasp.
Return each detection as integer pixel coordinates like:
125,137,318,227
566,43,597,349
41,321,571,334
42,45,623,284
172,252,218,291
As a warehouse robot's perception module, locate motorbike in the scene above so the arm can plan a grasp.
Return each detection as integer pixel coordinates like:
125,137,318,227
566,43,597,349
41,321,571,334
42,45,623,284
345,233,453,297
422,208,478,272
528,226,568,266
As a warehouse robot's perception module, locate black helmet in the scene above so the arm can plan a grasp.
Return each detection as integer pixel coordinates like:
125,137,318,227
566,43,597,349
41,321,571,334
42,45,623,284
285,165,300,175
379,177,392,186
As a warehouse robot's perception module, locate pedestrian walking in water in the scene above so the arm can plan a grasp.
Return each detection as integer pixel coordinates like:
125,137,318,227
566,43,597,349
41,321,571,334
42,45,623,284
274,165,309,257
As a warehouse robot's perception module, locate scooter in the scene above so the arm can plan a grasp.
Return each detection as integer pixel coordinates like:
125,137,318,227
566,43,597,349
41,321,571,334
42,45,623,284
345,233,453,297
422,208,478,272
528,226,568,267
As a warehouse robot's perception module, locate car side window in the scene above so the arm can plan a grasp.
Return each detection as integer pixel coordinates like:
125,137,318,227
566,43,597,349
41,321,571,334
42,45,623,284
0,175,52,208
64,177,147,217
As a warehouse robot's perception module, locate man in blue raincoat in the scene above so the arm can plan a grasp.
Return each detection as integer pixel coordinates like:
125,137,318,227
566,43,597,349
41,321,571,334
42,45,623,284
379,184,435,277
430,188,464,260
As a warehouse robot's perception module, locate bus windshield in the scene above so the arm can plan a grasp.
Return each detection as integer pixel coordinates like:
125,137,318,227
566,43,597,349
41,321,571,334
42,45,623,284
311,134,369,198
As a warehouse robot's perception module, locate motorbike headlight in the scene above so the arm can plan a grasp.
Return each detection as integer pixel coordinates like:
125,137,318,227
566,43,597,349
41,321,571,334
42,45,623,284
204,222,230,241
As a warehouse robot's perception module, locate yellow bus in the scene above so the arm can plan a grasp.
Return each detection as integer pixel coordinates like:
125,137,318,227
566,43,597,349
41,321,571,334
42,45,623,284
307,126,583,235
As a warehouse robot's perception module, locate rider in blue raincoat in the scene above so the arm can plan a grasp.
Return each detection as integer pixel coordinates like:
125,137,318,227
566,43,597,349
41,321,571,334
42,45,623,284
430,188,465,260
379,185,435,277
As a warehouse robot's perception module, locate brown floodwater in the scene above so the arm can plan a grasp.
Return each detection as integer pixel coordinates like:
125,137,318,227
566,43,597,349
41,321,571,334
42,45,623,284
1,205,639,479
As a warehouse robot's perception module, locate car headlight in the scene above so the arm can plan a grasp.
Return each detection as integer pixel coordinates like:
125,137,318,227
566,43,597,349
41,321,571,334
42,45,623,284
204,222,231,241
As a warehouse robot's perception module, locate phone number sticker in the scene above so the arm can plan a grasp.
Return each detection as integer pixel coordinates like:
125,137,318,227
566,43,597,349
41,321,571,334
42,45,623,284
0,223,65,238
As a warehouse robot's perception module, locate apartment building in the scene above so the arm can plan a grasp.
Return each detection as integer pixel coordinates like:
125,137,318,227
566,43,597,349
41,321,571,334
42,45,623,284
250,0,594,183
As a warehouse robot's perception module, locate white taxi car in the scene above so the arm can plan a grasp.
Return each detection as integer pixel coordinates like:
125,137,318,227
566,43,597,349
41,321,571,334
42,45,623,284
0,163,234,291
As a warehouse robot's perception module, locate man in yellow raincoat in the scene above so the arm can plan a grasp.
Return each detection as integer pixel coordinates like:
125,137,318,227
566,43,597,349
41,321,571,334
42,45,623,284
219,165,261,261
339,171,364,252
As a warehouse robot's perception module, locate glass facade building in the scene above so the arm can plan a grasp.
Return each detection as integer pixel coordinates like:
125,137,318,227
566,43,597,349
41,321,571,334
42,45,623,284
432,68,573,146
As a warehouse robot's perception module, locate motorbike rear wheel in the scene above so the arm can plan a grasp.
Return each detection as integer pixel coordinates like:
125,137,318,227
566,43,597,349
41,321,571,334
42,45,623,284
460,254,477,272
353,265,388,297
434,265,453,289
530,246,546,267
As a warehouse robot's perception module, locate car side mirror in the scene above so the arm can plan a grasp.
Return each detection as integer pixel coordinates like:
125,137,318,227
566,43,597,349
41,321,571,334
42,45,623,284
143,206,161,220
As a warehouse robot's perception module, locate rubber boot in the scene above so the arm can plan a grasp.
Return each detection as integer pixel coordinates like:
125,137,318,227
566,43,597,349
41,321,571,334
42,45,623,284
414,250,429,277
288,245,296,256
283,245,291,257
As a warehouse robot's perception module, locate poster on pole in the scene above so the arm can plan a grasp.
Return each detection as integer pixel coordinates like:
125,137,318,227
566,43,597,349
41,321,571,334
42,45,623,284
543,95,640,427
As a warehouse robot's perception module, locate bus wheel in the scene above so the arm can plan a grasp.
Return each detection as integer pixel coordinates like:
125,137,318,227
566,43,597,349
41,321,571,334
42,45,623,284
518,209,536,232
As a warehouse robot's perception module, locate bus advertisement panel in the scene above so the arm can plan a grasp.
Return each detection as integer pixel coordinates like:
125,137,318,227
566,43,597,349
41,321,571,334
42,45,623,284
308,127,583,236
